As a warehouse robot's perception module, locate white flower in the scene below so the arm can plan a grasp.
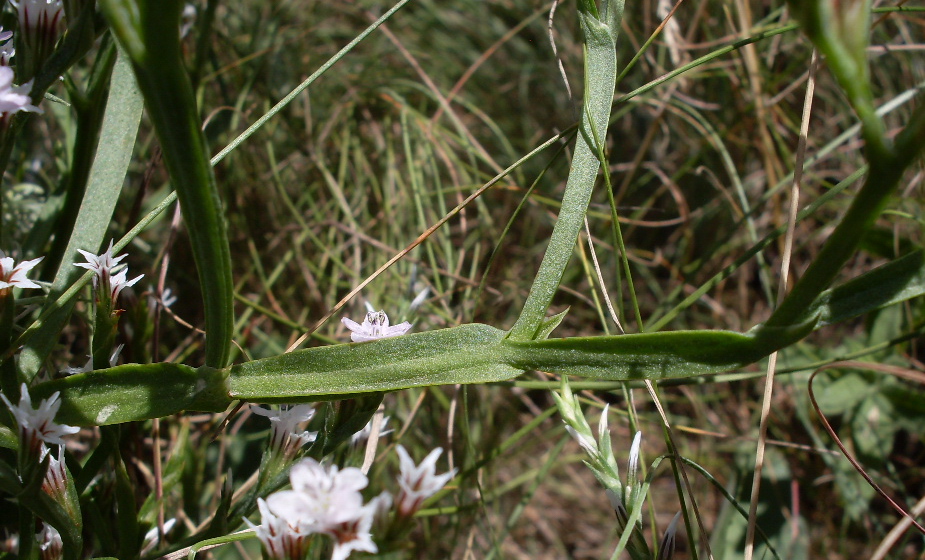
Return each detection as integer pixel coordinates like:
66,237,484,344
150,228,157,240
108,267,143,301
395,445,457,517
251,404,317,458
35,522,62,560
246,498,309,560
0,67,40,115
61,344,121,375
75,241,143,302
10,0,64,67
11,0,64,30
267,459,369,533
0,383,79,456
341,310,412,342
258,458,386,559
327,495,388,560
350,415,392,445
141,518,176,554
0,250,42,291
74,240,126,286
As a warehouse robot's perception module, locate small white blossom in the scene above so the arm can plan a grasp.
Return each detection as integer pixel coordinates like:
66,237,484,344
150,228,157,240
351,415,392,445
36,522,62,560
251,404,317,458
61,344,122,375
327,496,386,560
75,241,143,302
0,249,42,291
247,498,309,560
341,310,412,342
141,518,176,554
0,67,40,115
74,240,125,285
257,458,385,560
10,0,64,70
108,267,143,301
0,383,79,457
395,445,456,517
267,459,368,532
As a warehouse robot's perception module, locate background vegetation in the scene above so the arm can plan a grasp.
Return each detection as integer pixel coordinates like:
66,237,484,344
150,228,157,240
3,0,924,558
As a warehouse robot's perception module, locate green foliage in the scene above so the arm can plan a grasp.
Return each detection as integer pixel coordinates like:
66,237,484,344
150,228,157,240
0,0,922,558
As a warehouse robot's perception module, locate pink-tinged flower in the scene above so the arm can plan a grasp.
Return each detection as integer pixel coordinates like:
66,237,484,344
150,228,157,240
246,499,310,560
0,383,79,458
395,445,457,517
36,522,62,560
10,0,64,76
256,458,387,559
251,404,317,459
40,444,67,501
341,310,412,342
327,493,390,560
108,267,143,301
75,241,143,302
0,66,39,115
0,249,43,292
0,27,14,66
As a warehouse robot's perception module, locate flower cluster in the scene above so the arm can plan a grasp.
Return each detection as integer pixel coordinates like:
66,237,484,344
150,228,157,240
341,310,411,343
251,404,318,460
75,240,144,304
251,459,389,560
252,445,456,560
0,383,78,459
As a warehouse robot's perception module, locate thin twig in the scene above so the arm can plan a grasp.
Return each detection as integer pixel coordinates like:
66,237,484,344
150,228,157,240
743,49,817,560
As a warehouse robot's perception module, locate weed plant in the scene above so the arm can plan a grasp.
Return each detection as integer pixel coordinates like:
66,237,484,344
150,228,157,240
0,0,923,559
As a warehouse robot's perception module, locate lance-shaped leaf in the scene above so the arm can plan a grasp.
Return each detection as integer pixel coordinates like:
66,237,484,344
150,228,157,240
100,0,234,368
33,249,925,426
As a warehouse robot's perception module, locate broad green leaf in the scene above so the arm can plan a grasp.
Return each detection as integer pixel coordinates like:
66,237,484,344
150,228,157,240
17,47,143,381
229,323,520,401
799,250,925,328
33,363,229,426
